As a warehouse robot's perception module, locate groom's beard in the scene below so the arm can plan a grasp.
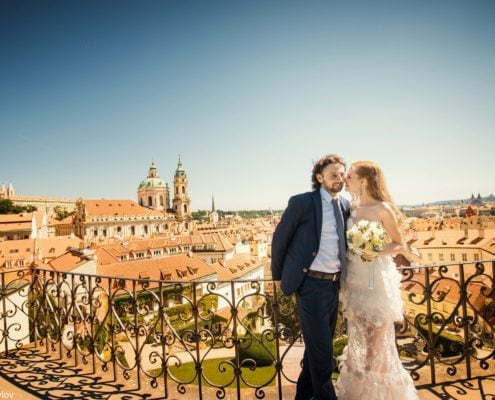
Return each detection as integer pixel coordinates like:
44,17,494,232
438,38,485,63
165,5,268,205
324,181,344,195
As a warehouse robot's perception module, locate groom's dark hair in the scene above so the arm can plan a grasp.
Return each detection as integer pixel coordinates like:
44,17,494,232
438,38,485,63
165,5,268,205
311,154,346,190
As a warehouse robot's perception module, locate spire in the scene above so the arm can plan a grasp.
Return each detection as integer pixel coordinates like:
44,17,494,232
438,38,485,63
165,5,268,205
212,194,215,212
175,155,186,178
7,182,14,197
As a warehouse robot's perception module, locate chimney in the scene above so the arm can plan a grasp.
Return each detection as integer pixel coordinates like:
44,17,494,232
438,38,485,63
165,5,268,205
478,229,485,239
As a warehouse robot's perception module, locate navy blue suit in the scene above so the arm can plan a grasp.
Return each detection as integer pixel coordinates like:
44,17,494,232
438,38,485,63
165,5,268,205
271,190,350,400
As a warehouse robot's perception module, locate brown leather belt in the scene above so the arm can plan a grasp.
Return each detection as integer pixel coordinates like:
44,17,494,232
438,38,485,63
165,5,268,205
306,270,341,281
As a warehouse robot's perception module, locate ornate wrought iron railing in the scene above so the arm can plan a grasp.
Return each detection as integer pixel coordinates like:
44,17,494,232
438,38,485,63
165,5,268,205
0,261,494,399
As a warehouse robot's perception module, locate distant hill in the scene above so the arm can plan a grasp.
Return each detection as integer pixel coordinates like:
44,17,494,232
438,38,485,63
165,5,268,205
401,194,495,208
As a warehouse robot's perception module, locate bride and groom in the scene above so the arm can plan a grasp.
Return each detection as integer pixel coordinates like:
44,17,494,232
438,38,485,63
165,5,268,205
271,154,418,400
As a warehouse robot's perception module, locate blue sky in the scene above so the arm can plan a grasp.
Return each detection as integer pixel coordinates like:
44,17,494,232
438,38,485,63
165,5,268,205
1,0,494,210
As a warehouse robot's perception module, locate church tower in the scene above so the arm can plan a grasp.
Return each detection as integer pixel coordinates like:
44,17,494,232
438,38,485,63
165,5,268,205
172,157,192,224
137,161,170,210
6,183,15,198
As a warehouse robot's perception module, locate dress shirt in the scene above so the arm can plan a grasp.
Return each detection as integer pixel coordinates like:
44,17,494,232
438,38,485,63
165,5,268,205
309,188,342,274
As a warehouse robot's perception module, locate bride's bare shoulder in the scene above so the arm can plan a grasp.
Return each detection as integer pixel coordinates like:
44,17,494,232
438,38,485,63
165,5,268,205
377,202,395,218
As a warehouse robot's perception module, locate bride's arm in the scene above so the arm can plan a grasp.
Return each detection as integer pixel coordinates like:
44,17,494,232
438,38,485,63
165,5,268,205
378,203,404,256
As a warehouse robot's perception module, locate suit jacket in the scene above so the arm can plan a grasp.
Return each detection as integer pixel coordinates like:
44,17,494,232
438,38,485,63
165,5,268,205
271,190,350,295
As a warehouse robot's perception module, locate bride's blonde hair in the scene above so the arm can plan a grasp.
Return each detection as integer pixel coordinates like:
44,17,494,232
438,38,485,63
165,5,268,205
352,160,403,222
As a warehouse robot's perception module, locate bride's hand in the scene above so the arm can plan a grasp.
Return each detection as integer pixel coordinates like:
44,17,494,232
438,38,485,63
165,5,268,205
360,249,378,262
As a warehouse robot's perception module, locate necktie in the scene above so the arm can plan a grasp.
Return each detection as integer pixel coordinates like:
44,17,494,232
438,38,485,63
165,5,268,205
332,198,347,270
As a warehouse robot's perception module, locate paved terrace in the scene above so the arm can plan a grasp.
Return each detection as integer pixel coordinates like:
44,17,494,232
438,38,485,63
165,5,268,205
1,261,494,399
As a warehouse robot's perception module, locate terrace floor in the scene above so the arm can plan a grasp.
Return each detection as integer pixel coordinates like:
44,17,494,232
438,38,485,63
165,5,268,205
1,346,494,399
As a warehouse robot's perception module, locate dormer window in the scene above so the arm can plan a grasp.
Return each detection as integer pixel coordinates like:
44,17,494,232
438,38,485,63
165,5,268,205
187,266,198,275
176,269,188,278
161,273,172,280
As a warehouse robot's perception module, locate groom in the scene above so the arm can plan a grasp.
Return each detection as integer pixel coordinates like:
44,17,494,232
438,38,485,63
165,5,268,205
271,154,349,400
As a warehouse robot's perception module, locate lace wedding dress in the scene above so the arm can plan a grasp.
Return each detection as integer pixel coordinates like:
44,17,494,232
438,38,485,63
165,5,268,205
336,219,418,400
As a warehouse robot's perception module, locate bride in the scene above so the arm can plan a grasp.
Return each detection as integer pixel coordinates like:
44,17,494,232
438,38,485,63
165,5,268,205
336,161,418,400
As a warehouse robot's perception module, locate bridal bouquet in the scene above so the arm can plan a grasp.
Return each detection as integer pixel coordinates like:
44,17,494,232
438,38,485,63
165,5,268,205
347,220,385,257
347,220,386,289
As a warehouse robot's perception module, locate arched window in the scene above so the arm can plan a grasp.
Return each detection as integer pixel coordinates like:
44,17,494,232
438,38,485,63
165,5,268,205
103,229,107,237
93,230,98,237
181,186,185,194
183,204,188,213
131,226,135,235
175,187,179,194
148,196,152,207
144,225,148,234
139,198,143,206
160,196,164,206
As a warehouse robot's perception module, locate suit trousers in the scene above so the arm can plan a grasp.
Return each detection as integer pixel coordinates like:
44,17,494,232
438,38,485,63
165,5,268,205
295,276,340,400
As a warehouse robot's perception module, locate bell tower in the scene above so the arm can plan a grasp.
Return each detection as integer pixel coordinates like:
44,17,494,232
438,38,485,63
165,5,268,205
172,156,192,225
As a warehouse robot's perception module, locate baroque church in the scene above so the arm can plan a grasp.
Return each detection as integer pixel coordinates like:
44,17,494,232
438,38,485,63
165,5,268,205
137,157,193,227
73,158,194,243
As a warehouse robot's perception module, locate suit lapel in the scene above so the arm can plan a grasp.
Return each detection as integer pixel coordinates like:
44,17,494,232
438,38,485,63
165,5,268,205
311,191,323,245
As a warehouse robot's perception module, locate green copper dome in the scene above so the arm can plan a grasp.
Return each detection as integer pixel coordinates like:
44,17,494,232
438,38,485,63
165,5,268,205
138,161,166,189
138,177,166,189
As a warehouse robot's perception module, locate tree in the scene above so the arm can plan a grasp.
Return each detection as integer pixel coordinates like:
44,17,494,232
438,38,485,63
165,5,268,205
0,199,37,214
53,206,75,221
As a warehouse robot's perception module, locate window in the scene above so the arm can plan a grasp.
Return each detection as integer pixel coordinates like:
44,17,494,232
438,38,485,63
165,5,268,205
160,196,164,206
169,247,177,254
462,253,467,262
121,255,128,261
427,253,433,261
103,229,107,237
450,253,455,262
183,204,188,213
18,260,25,267
131,226,136,235
153,250,161,256
9,249,19,253
182,186,185,194
155,224,159,232
5,261,12,268
136,252,145,258
148,196,152,207
144,225,148,234
439,253,444,262
474,253,480,261
94,230,98,237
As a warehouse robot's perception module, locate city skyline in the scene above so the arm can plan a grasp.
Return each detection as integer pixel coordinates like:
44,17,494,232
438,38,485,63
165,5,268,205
1,1,494,210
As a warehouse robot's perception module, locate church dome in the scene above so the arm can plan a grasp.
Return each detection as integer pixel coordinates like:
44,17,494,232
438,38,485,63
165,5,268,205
138,161,166,190
138,177,166,189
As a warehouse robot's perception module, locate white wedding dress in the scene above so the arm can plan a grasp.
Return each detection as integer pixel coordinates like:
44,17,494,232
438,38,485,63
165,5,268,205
336,219,418,400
